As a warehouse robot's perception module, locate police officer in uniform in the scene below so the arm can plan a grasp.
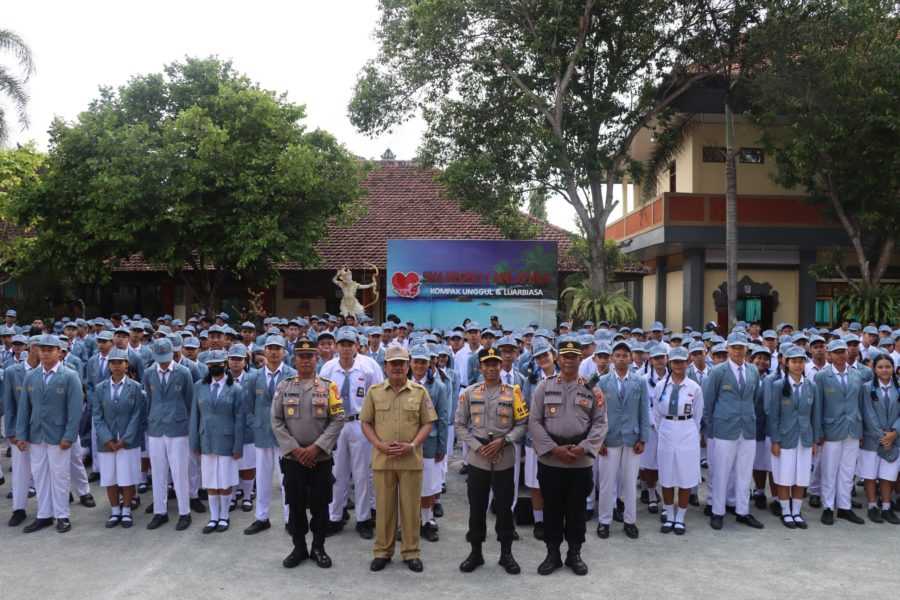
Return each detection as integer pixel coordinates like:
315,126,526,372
272,339,345,568
360,345,436,573
528,336,608,576
455,347,529,574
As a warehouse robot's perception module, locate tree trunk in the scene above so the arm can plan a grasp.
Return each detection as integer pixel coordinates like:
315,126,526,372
586,228,608,298
724,99,739,328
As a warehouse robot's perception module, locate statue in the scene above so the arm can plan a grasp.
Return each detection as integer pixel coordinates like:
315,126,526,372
333,264,379,318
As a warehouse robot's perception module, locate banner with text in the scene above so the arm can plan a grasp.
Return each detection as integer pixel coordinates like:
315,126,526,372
386,239,558,330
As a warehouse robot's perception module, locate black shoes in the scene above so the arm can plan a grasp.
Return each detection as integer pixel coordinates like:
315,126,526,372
689,494,700,507
770,500,782,517
324,519,344,537
596,523,610,538
147,514,169,529
355,520,374,540
433,503,444,518
459,464,469,475
459,550,485,573
105,514,122,529
821,509,834,525
623,523,639,539
533,521,545,540
710,515,724,530
56,518,71,533
310,547,332,568
175,514,192,531
283,546,309,568
703,505,713,517
673,522,686,536
736,514,764,529
23,518,53,533
190,498,206,513
8,510,27,527
882,509,900,525
754,494,767,510
837,509,865,525
661,520,674,534
244,519,271,535
537,549,563,576
145,503,156,514
420,522,439,542
404,558,424,572
88,472,100,483
869,507,884,523
808,495,822,508
137,482,149,494
202,520,218,534
499,553,520,575
80,494,96,508
215,519,229,532
370,557,391,571
564,549,588,576
781,516,797,529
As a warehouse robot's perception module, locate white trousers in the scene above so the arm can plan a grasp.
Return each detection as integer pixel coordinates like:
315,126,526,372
254,446,288,522
10,443,33,511
820,438,859,511
328,421,374,523
711,437,755,516
597,446,641,525
148,435,190,516
30,443,71,519
69,437,90,497
442,424,454,482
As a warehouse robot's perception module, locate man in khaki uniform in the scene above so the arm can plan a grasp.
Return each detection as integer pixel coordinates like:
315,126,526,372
272,339,345,569
455,347,529,575
529,335,608,577
360,345,436,573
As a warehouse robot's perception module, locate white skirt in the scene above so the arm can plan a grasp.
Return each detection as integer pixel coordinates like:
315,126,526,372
237,443,256,471
857,449,900,481
754,438,772,472
98,447,142,487
656,420,701,489
201,454,239,489
639,427,659,470
771,446,812,487
524,446,539,488
421,458,442,496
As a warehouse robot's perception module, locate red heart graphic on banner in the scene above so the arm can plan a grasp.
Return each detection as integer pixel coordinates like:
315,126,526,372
391,272,421,298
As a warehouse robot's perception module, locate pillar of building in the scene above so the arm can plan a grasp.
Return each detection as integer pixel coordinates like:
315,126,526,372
798,249,817,328
682,248,705,331
655,256,667,325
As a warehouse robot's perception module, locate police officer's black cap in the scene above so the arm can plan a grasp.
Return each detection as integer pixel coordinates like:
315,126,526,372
293,339,317,354
478,347,502,363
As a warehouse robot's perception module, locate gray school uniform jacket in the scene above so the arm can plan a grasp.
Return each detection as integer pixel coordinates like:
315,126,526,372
596,371,649,448
2,362,28,438
859,381,900,460
417,373,449,459
702,361,759,441
93,377,145,451
142,363,194,438
16,364,84,445
190,379,244,457
813,366,863,442
246,365,297,449
766,377,816,449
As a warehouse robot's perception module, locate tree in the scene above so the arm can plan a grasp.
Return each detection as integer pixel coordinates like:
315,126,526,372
749,0,900,311
526,188,548,221
2,57,367,310
0,29,34,143
349,0,711,299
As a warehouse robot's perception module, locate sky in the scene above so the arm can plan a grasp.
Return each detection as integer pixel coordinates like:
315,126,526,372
2,1,624,232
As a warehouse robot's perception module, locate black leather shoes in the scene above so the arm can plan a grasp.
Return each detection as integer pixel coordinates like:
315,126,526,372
311,547,332,568
793,515,808,530
459,551,485,573
145,503,156,514
23,518,53,533
190,498,206,514
56,518,71,533
837,509,865,524
356,520,374,540
420,522,439,542
596,523,610,538
537,549,563,576
781,516,797,529
883,510,900,525
710,514,724,530
433,503,444,518
869,507,884,523
808,495,821,508
661,520,675,534
8,510,27,527
283,546,309,568
79,494,96,508
703,505,713,517
404,558,424,572
147,514,169,530
565,550,588,576
533,522,545,540
821,509,834,525
623,523,639,539
736,514,764,529
175,514,192,530
770,500,782,516
754,494,767,510
370,557,390,571
215,520,229,532
325,519,344,537
202,520,218,534
499,553,520,574
244,519,271,535
689,494,700,506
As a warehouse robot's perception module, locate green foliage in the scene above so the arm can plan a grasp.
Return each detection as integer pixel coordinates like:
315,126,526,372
2,57,368,308
527,188,548,221
0,143,43,209
835,286,900,326
0,28,34,142
568,237,636,277
561,281,637,324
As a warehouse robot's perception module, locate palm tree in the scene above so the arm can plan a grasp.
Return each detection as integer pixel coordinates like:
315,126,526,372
0,29,34,143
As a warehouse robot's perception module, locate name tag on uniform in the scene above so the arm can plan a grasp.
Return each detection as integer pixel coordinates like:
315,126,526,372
826,387,835,394
722,384,733,391
356,388,364,397
685,403,692,416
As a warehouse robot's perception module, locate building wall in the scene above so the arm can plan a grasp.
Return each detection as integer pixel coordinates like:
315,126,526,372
642,274,658,327
702,268,799,327
665,270,684,331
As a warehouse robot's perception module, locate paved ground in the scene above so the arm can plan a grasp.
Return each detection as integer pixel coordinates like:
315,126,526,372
1,450,899,599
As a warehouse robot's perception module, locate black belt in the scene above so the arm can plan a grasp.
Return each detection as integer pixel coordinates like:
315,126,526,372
664,415,690,421
345,414,360,421
550,433,587,446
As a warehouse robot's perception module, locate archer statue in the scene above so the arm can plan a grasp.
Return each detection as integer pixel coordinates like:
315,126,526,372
333,265,379,318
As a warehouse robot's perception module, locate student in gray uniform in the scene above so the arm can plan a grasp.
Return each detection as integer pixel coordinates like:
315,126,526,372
190,351,244,533
93,348,145,529
226,344,255,512
858,354,900,524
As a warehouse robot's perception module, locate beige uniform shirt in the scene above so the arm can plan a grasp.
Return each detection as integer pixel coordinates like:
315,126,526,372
271,376,345,463
359,379,437,471
454,382,528,471
528,375,608,469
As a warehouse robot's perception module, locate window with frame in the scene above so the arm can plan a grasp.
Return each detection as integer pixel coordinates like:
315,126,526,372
739,148,765,164
702,146,726,163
